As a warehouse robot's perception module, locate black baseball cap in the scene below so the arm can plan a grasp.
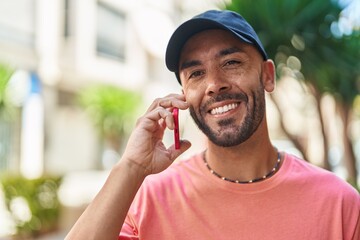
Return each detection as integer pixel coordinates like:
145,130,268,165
165,10,268,83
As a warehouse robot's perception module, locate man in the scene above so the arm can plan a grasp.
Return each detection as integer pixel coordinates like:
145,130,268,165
66,10,360,240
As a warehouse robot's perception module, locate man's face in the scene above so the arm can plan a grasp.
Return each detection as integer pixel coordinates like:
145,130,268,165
178,29,273,147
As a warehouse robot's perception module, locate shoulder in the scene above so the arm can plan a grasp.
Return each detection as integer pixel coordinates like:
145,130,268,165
128,154,204,214
139,154,203,195
287,153,340,182
285,153,359,202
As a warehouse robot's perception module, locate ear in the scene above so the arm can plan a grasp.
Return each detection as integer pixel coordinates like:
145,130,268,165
261,60,276,93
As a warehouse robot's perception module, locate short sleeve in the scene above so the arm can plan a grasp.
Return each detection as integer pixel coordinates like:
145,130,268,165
118,214,139,240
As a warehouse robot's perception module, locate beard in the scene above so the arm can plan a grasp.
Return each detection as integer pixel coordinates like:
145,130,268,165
189,84,265,147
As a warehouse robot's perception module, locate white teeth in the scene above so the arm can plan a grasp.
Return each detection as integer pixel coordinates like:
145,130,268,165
210,103,238,115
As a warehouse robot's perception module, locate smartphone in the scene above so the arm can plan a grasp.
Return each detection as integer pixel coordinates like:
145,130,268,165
172,108,180,149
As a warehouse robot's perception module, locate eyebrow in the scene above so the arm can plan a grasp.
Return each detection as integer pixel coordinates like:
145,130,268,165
179,47,243,71
217,47,242,58
179,60,201,71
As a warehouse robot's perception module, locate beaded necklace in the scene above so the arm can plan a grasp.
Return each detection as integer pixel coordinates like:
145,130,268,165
203,151,281,184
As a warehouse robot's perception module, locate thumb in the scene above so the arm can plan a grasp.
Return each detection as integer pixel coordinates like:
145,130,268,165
169,140,192,160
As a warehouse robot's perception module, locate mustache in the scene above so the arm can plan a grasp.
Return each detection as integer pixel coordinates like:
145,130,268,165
201,93,248,112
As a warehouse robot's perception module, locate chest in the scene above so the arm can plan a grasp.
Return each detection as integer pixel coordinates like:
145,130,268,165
136,183,344,240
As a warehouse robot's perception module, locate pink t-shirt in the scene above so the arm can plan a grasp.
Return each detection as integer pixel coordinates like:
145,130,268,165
119,153,360,240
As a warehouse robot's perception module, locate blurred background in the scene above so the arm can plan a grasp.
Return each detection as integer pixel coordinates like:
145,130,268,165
0,0,359,239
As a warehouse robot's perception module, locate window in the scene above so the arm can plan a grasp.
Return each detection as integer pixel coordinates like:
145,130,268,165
96,2,126,61
64,0,71,37
0,0,35,47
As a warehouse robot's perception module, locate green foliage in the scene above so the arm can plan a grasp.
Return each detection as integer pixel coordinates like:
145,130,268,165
78,84,141,139
225,0,360,185
354,95,360,117
225,0,360,104
0,64,15,120
1,175,62,239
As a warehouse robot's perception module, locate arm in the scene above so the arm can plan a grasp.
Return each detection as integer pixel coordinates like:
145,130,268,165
65,94,191,240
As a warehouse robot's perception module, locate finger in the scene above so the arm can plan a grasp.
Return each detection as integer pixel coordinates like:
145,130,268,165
145,107,175,130
146,94,188,113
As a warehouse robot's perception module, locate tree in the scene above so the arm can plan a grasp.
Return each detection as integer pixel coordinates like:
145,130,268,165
0,64,16,172
225,0,360,187
0,64,14,120
78,84,141,161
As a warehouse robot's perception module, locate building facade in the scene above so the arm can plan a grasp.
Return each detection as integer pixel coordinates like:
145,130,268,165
0,0,223,177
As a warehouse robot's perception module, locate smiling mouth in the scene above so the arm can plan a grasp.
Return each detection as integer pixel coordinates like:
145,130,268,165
210,103,239,115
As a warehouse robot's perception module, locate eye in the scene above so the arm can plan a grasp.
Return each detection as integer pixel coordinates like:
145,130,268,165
224,60,241,66
189,70,205,79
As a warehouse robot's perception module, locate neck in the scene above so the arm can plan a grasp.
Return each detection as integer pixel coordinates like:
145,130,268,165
205,132,278,183
203,150,280,183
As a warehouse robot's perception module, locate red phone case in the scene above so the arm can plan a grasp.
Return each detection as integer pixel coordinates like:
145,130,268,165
172,108,180,149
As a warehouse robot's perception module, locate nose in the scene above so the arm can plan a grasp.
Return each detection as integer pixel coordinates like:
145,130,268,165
205,71,231,96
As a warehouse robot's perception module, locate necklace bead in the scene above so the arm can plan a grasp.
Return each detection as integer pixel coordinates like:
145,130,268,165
203,151,281,184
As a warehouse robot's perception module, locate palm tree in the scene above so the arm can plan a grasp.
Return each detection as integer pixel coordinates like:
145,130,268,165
225,0,360,187
78,84,141,165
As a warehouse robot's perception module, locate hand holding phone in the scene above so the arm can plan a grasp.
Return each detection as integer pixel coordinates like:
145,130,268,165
172,108,180,149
